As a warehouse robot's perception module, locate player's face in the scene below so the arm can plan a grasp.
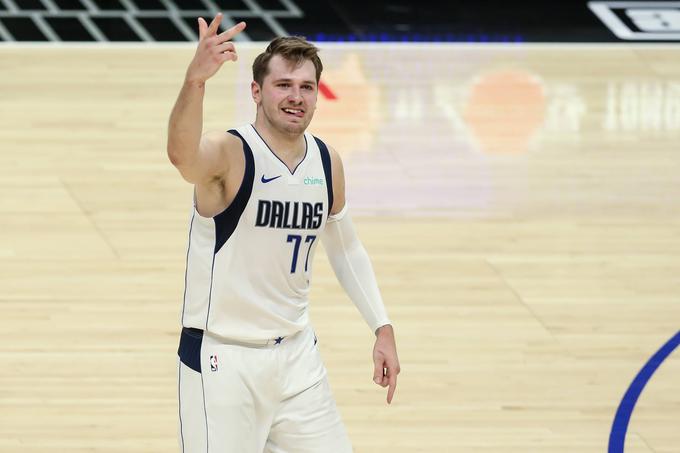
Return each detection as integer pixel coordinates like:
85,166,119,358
253,54,318,136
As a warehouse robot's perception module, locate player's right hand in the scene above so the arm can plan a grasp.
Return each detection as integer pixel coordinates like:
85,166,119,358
186,13,246,85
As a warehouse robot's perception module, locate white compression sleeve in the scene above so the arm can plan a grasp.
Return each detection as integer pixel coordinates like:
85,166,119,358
321,204,391,334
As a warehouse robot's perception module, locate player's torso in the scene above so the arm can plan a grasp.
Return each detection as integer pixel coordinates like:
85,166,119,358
235,124,329,296
182,124,333,341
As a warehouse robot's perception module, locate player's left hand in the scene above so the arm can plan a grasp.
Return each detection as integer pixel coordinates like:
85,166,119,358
372,324,400,404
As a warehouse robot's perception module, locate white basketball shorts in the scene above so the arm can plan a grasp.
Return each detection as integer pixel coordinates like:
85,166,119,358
177,324,353,453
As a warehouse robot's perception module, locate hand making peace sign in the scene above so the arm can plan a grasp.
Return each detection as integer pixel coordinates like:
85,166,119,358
186,13,246,85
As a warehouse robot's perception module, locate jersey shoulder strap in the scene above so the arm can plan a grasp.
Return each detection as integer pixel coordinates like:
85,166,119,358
312,135,334,214
209,128,255,254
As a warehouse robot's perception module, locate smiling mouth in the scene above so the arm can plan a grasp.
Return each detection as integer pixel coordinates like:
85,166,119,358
282,107,304,118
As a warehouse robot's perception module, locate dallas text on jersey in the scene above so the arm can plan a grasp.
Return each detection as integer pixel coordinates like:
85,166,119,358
255,200,324,230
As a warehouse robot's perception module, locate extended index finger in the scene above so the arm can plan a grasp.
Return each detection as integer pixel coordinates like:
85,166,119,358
386,372,397,404
218,21,246,42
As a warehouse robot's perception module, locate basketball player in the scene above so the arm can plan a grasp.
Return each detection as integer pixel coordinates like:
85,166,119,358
166,13,400,452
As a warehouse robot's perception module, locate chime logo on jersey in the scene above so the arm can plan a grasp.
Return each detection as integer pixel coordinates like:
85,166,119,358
303,176,324,186
255,200,323,229
210,355,218,372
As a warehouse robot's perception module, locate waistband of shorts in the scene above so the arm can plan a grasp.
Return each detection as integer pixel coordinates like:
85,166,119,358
183,327,304,348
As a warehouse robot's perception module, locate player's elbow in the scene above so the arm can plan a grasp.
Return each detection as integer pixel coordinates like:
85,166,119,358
167,147,181,166
167,144,198,168
167,149,200,184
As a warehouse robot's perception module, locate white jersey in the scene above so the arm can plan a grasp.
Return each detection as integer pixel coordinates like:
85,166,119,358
181,124,334,342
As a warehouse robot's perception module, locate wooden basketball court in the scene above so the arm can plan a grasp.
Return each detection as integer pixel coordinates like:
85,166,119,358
0,43,678,452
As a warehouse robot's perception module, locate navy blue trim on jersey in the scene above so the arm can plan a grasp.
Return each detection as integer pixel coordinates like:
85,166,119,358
178,327,204,373
212,130,255,254
180,210,196,326
250,124,308,175
204,253,216,331
314,136,334,215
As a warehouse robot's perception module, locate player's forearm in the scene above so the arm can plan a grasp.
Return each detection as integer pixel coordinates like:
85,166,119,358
321,206,391,333
333,242,391,333
167,78,206,166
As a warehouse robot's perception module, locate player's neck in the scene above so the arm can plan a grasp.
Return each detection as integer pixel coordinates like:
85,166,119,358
252,118,306,159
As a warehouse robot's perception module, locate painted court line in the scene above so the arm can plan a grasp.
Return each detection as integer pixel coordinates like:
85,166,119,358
609,330,680,452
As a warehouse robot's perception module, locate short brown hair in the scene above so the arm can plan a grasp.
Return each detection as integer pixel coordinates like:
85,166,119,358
252,36,323,86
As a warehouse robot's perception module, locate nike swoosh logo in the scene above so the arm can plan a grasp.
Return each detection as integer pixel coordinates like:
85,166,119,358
261,174,282,183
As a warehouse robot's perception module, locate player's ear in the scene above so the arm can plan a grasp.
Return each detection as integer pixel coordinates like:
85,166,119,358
251,81,261,104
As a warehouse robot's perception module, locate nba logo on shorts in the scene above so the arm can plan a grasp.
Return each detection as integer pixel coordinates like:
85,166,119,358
209,355,218,372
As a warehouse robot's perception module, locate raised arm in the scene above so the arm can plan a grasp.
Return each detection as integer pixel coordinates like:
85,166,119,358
166,14,245,184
